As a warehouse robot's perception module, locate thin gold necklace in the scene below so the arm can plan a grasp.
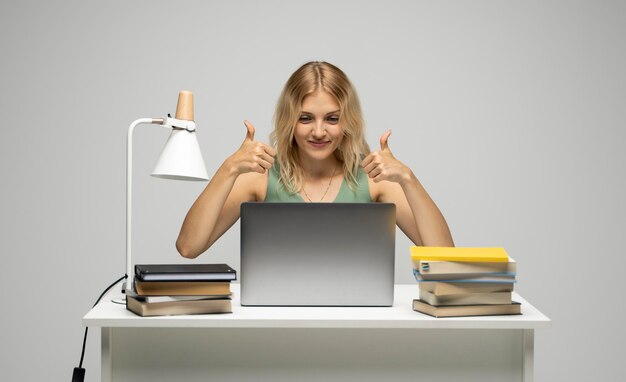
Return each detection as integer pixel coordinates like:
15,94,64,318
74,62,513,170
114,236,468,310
302,163,339,202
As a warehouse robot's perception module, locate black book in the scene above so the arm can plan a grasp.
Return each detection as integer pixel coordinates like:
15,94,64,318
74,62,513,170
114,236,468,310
135,264,237,282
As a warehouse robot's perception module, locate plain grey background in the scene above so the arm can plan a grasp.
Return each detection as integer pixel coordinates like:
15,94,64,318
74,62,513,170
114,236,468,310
1,0,624,381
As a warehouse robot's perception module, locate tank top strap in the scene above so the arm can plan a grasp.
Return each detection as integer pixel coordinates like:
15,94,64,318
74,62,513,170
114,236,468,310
333,167,372,202
265,164,303,202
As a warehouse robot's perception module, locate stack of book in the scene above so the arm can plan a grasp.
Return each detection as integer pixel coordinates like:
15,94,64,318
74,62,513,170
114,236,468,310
411,247,521,318
126,263,236,317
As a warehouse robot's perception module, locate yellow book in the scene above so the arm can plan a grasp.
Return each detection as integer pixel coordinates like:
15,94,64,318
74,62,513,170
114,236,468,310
410,247,509,263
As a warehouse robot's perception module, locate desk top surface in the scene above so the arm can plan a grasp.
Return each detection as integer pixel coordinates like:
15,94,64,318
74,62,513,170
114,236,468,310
84,284,550,329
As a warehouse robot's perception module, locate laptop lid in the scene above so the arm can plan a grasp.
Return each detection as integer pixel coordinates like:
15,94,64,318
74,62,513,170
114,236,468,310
240,202,396,306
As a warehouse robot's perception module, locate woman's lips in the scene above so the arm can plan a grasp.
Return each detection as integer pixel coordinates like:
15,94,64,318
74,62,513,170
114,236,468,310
308,140,330,149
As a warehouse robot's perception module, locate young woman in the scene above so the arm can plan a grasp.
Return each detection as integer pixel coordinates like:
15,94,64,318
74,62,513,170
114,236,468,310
176,61,454,259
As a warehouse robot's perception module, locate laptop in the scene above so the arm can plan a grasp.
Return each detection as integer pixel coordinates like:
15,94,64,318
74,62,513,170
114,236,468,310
240,202,396,306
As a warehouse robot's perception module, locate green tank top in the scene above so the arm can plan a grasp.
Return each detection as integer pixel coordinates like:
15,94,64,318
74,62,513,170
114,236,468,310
265,164,372,202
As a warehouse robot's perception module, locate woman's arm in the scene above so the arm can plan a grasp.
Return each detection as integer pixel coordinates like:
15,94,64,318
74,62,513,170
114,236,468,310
176,121,275,258
361,130,454,247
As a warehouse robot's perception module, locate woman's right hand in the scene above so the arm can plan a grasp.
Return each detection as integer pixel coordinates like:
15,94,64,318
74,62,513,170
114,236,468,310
225,120,276,176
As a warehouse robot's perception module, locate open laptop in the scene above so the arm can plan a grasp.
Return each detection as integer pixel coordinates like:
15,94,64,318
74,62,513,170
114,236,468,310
240,202,396,306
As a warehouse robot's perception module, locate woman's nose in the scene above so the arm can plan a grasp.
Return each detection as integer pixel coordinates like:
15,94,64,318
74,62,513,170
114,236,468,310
311,121,326,138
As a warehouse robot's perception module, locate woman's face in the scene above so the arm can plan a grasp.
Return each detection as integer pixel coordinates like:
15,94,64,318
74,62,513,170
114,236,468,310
293,91,344,162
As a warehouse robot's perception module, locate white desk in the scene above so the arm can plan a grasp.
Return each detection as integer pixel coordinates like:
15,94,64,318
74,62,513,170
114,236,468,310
84,284,550,382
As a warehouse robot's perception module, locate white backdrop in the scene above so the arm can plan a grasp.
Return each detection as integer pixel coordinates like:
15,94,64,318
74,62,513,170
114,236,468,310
1,1,624,381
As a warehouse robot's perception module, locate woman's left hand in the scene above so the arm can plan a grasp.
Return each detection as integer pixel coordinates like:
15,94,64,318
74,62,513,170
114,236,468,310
361,130,412,185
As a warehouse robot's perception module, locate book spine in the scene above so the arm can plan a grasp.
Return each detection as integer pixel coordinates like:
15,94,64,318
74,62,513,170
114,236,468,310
413,260,516,274
414,271,516,281
412,269,516,283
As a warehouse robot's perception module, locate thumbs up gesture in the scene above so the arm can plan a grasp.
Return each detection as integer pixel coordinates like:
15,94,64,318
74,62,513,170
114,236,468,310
361,130,411,185
226,120,276,175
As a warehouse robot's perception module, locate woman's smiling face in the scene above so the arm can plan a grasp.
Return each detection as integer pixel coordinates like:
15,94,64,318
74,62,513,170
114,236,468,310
293,91,344,162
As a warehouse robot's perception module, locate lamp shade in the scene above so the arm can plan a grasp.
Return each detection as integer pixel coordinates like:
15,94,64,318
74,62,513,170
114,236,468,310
151,129,209,181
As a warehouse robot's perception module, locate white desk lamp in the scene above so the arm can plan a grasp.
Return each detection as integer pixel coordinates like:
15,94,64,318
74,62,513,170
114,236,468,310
113,90,208,303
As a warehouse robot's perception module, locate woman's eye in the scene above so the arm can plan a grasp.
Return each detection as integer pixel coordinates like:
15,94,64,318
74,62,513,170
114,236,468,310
326,116,340,124
299,115,312,123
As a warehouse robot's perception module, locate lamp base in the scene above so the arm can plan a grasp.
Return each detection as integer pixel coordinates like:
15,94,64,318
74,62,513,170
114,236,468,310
111,281,127,305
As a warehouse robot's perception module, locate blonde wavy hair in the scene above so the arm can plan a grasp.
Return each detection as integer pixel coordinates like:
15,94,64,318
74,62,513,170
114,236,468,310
270,61,370,193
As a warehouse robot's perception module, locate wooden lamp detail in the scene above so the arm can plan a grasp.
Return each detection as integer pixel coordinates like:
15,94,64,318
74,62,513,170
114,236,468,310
175,90,194,121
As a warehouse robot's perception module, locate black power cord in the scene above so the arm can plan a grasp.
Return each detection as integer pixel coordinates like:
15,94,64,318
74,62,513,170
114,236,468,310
72,275,127,382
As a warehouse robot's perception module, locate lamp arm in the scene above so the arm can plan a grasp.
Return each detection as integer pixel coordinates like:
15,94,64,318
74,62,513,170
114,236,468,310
125,115,198,294
126,118,165,293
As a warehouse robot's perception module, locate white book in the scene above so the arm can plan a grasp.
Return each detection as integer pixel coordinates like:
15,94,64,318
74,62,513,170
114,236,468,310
134,295,232,303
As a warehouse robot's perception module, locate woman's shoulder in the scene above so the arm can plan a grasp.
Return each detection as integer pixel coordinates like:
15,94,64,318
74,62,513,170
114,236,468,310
360,168,399,202
366,175,406,203
236,170,270,201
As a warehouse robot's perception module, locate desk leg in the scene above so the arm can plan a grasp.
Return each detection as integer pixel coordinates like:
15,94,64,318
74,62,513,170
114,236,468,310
522,329,534,382
101,328,112,382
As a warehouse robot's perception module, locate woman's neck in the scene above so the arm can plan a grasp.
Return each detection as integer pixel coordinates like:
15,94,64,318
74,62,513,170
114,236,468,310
299,155,342,181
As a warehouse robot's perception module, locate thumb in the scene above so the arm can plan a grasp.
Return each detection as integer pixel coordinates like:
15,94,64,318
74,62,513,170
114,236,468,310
380,129,391,151
243,120,255,141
